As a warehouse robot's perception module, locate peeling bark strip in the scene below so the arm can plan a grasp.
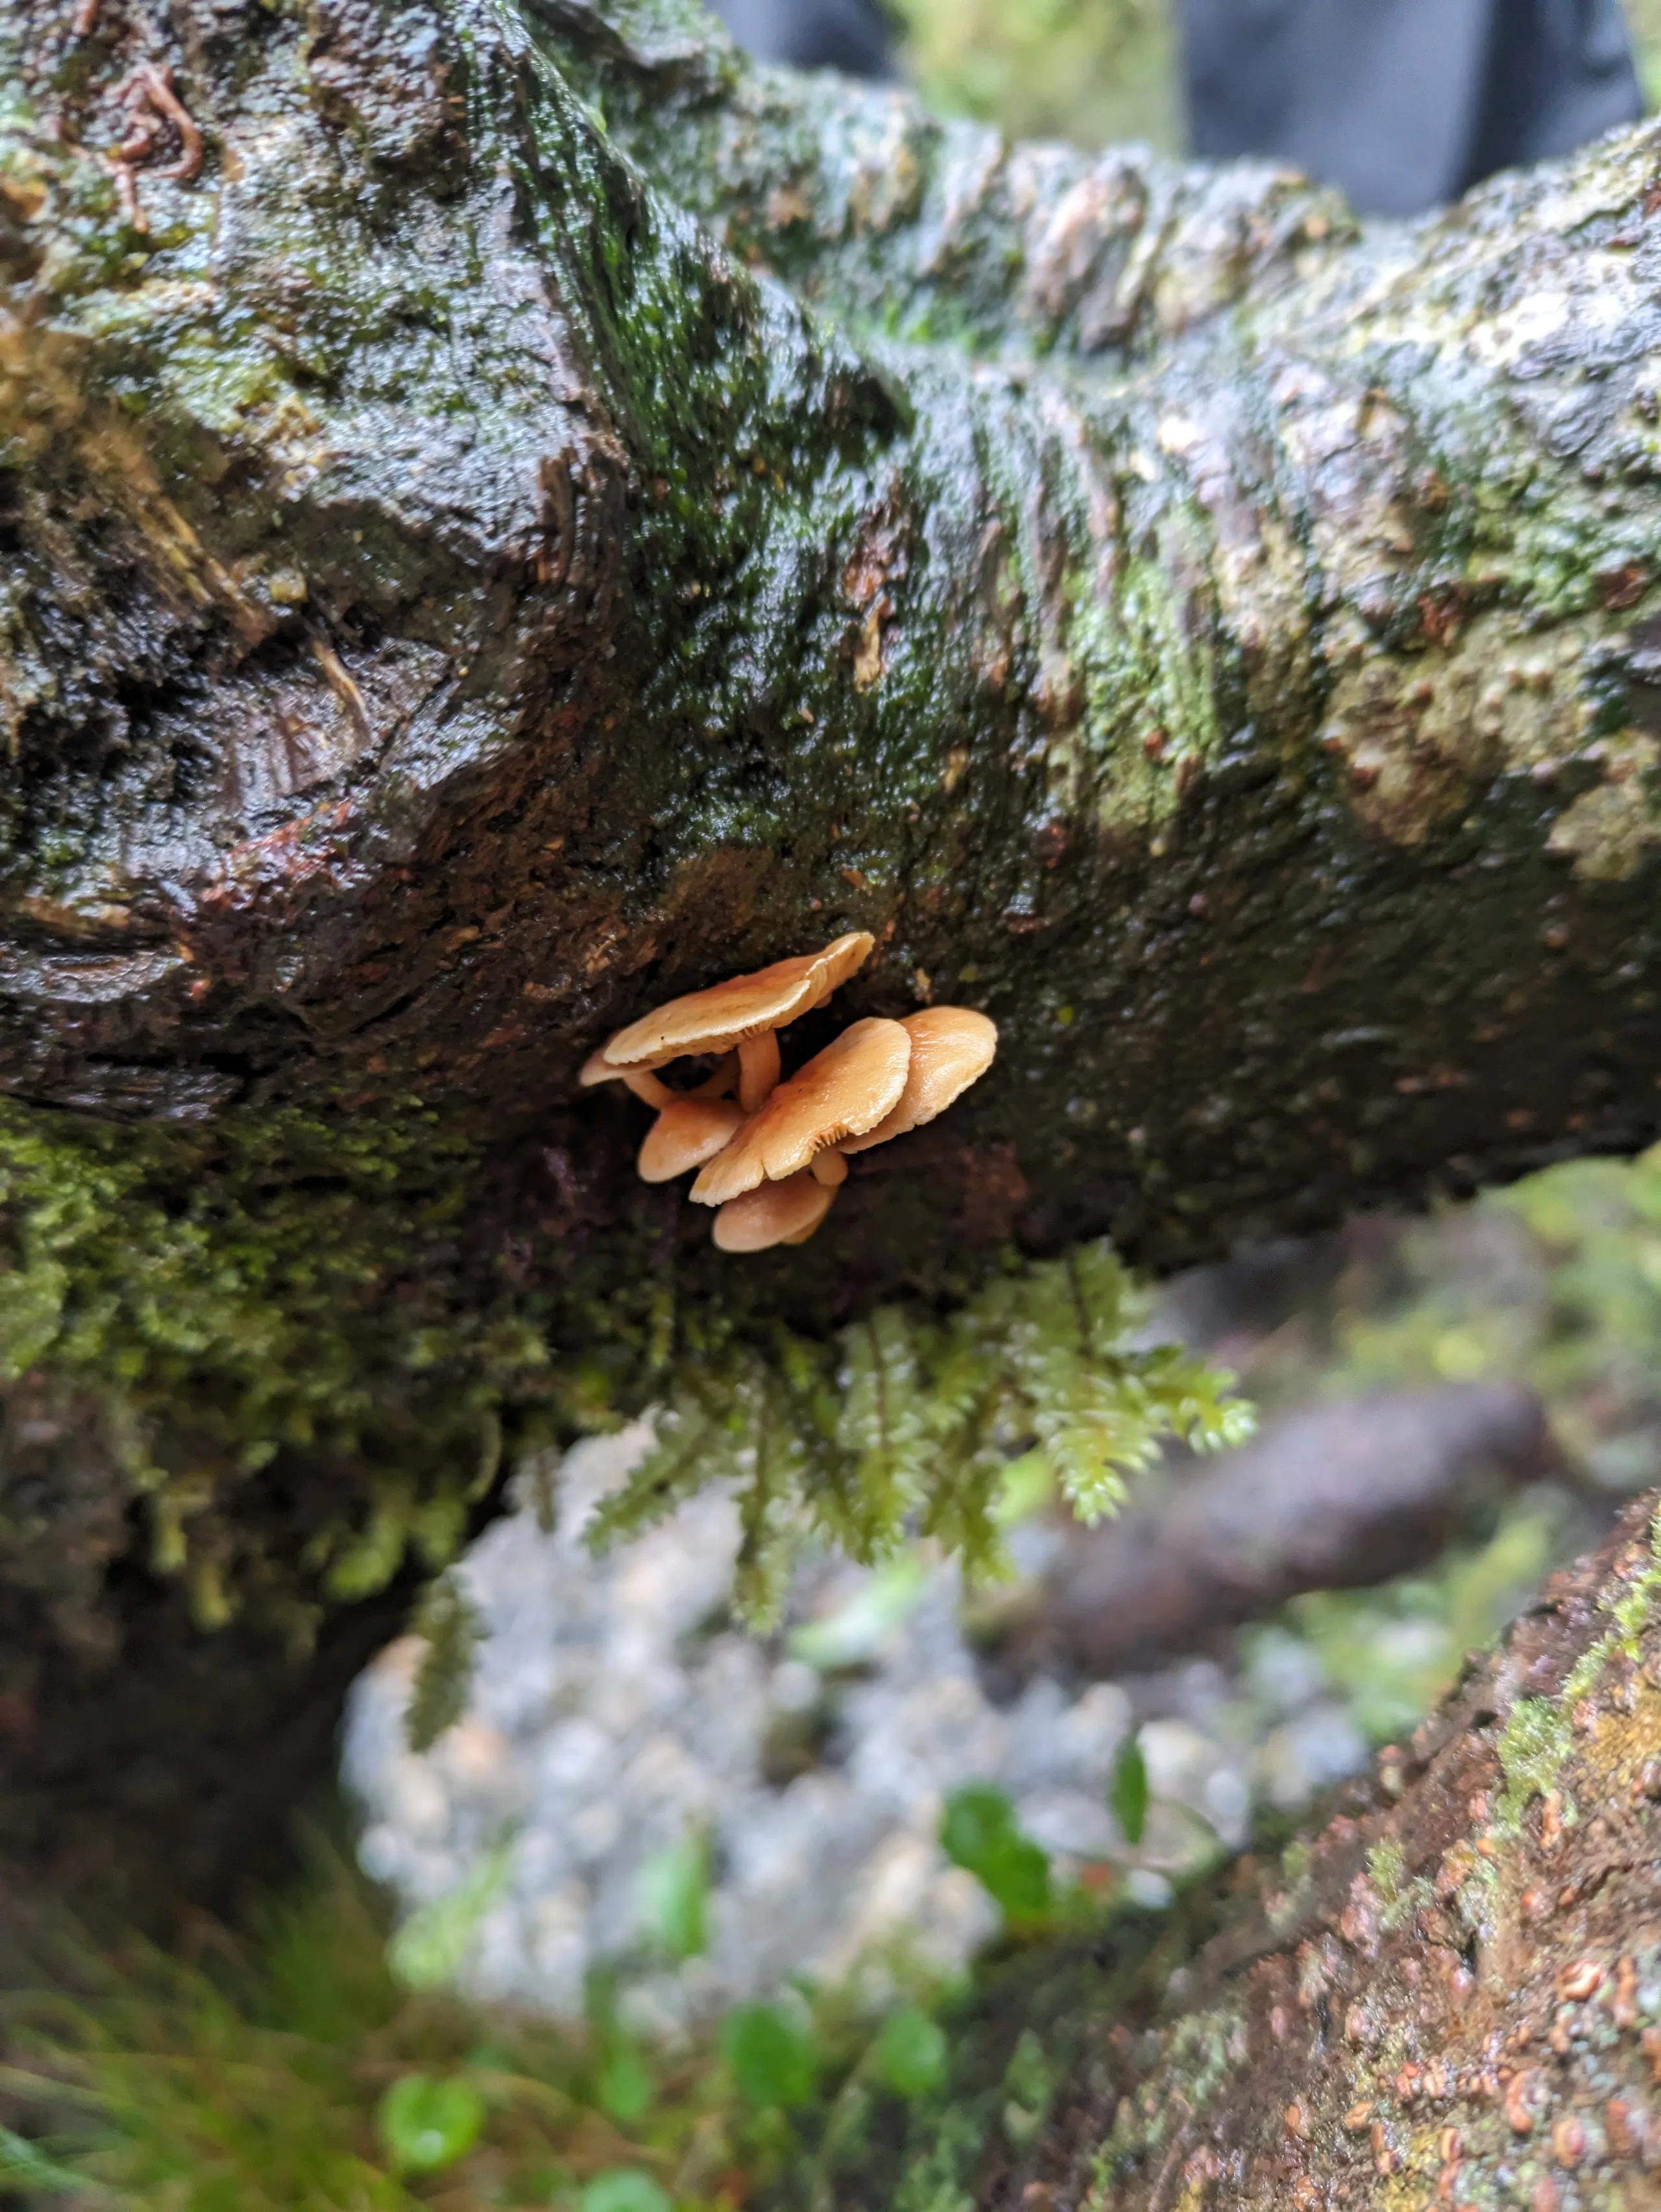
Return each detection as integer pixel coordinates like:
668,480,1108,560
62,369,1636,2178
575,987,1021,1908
1002,1495,1661,2212
7,0,1661,1910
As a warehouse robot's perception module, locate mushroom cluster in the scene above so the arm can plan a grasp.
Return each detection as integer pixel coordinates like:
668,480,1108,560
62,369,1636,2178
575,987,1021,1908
581,934,998,1252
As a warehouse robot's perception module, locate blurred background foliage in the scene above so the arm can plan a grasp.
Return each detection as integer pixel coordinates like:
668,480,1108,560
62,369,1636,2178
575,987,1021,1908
895,0,1178,154
895,0,1661,152
1631,0,1661,102
1206,1147,1661,1752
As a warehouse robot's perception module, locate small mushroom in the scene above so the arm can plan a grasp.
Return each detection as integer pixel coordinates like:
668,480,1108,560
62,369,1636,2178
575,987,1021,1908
599,932,875,1113
810,1149,849,1188
579,1047,673,1110
839,1006,997,1154
712,1170,836,1252
690,1016,912,1206
637,1097,746,1184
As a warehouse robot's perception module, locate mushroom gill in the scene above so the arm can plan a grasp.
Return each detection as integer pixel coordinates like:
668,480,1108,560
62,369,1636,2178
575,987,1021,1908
689,1017,912,1207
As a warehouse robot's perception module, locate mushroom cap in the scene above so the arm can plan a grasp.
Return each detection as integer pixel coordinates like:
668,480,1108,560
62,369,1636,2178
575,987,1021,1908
712,1170,836,1252
637,1097,746,1184
691,1017,912,1206
840,1006,998,1154
600,932,875,1071
579,1047,671,1109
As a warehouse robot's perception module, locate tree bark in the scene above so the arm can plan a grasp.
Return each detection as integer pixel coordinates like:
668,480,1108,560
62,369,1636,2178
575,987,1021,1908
909,1490,1661,2212
6,0,1661,1910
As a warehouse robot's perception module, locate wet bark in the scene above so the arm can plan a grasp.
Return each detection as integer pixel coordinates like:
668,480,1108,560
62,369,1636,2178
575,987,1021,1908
6,0,1661,1912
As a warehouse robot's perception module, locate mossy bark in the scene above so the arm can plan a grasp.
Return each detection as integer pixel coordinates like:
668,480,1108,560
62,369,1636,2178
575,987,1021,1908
6,0,1661,1908
829,1493,1661,2212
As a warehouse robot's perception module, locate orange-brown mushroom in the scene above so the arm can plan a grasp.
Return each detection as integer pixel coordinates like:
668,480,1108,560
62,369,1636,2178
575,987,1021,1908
637,1097,746,1184
579,1047,673,1110
690,1017,912,1206
598,932,875,1114
840,1006,997,1154
736,1028,781,1115
712,1170,836,1252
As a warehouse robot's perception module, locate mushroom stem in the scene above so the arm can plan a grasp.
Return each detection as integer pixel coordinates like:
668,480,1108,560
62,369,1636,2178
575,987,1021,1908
620,1067,673,1109
688,1052,739,1099
737,1030,782,1113
810,1149,847,1187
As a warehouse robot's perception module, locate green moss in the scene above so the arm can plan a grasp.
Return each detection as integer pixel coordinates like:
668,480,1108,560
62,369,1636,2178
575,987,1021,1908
1495,1695,1577,1834
1161,2004,1243,2118
0,1093,546,1640
0,1094,1249,1650
405,1574,485,1754
886,2104,982,2212
592,1239,1255,1623
1364,1836,1425,1932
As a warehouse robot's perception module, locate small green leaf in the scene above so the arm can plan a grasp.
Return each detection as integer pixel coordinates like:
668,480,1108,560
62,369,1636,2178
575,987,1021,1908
788,1552,928,1670
375,2072,485,2174
1109,1734,1149,1848
387,1843,511,1990
875,2007,949,2098
940,1786,1051,1919
580,2169,674,2212
597,2043,655,2123
720,2003,817,2109
636,1830,709,1962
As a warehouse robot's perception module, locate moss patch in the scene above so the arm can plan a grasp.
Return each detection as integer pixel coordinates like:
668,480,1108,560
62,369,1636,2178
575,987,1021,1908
0,1093,1250,1644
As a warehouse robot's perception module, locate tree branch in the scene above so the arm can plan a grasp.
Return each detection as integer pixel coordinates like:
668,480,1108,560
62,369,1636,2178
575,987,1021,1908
1037,1493,1661,2211
812,1494,1661,2212
6,0,1661,1905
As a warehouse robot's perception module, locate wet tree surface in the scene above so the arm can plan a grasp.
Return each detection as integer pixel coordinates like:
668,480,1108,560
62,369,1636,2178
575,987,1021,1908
821,1492,1661,2212
3,0,1661,1969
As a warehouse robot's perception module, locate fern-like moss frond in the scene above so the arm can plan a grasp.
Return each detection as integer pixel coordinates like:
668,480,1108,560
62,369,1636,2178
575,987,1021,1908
590,1241,1254,1624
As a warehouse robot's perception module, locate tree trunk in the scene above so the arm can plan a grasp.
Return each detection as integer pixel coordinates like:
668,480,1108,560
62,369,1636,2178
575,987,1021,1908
883,1490,1661,2212
5,0,1661,1911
